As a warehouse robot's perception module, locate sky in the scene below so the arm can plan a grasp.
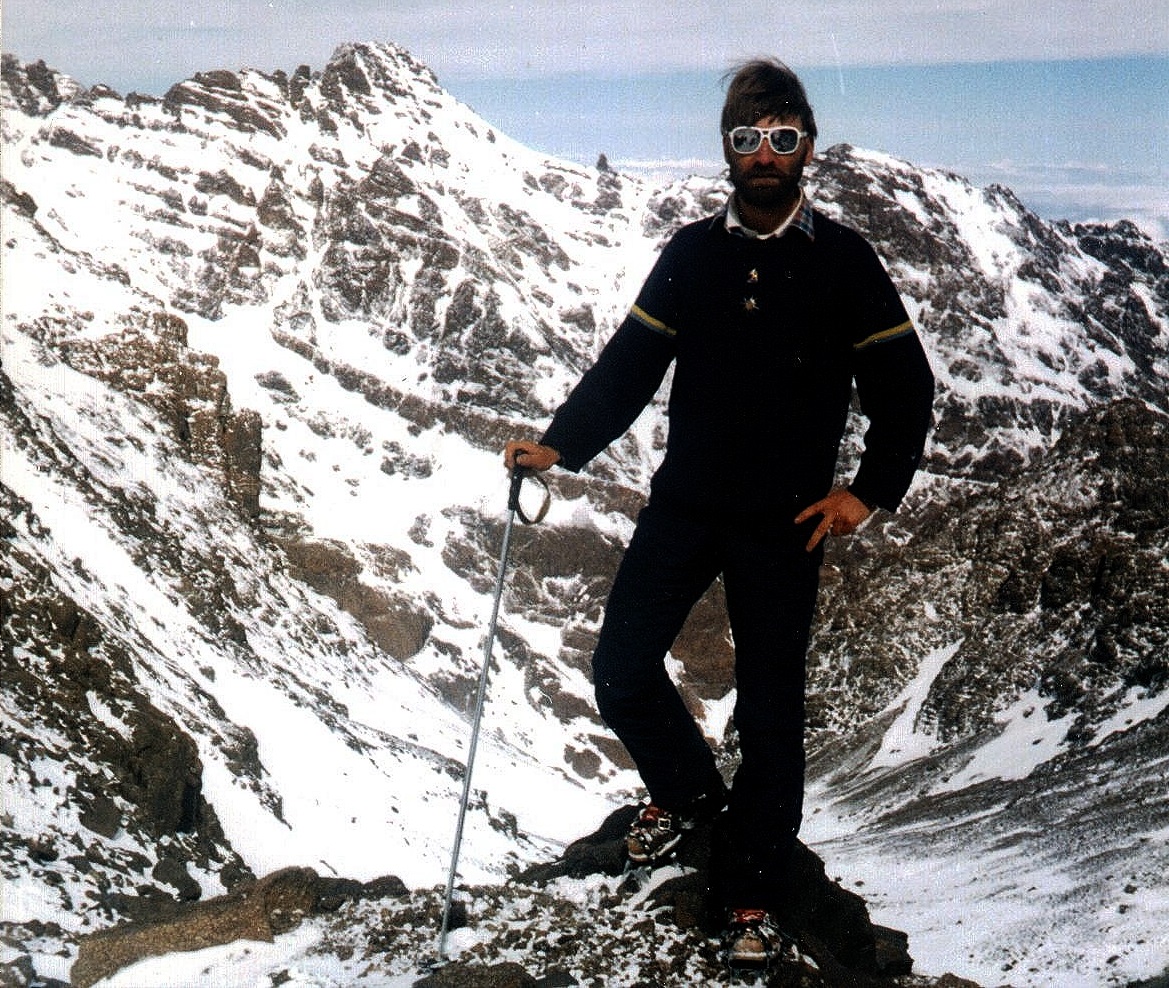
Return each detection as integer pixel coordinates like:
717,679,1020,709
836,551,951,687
3,1,1168,235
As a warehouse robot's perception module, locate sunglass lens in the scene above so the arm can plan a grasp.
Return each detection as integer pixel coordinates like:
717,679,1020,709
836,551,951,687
769,129,800,154
730,127,762,154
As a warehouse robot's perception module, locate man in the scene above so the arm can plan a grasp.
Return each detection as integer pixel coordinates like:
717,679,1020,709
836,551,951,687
505,59,933,968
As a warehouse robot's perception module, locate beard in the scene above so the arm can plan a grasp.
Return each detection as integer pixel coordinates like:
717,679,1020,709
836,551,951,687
729,159,805,210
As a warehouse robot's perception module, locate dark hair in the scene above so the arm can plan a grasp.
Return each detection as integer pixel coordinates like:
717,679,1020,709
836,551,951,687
720,59,817,141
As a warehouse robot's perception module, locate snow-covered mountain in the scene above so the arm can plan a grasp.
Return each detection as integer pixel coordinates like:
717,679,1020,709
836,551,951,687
2,42,1167,987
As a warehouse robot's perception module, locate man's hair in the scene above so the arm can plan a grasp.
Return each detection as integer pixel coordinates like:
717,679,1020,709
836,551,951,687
720,59,818,141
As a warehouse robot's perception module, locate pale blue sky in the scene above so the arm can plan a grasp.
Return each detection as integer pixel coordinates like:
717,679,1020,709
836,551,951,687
454,57,1168,234
4,1,1167,234
4,1,1167,91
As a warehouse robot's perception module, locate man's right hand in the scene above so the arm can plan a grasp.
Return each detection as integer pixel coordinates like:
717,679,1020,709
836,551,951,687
504,441,560,472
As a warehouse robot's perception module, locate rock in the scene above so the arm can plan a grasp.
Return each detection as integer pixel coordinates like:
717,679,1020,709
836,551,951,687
873,924,914,977
413,961,537,988
71,865,404,987
278,536,434,658
78,793,122,838
0,177,37,216
933,975,987,988
516,805,638,883
54,312,263,522
520,805,913,982
151,854,202,901
363,874,411,899
0,952,38,987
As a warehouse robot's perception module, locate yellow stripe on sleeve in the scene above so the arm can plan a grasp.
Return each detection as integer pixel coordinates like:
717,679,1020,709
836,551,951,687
630,304,677,338
854,320,914,350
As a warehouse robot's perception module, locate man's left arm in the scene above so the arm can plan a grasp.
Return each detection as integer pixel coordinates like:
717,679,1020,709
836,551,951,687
848,326,935,513
797,328,933,551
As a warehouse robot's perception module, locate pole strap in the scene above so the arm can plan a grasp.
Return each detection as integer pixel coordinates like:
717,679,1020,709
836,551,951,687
508,467,551,525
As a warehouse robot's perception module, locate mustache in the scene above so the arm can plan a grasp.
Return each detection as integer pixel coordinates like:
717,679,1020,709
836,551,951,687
742,163,791,177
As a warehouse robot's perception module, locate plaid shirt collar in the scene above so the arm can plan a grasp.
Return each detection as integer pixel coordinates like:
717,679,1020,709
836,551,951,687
725,189,815,241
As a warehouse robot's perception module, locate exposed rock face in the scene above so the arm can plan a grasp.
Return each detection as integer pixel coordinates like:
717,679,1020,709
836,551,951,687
810,398,1169,744
518,805,902,978
810,145,1169,484
1,54,83,122
2,490,253,907
279,535,433,658
66,824,996,988
71,866,408,987
42,310,264,519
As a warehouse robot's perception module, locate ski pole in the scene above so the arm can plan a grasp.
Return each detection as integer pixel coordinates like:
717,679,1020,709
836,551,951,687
436,465,548,962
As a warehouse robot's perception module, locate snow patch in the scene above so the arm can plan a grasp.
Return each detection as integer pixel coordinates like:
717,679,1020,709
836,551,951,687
932,689,1077,793
869,640,962,770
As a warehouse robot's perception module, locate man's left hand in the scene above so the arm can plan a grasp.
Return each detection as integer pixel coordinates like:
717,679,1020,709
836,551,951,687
795,489,873,552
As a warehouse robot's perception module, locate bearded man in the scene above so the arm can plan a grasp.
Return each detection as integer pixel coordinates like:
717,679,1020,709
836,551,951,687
506,58,934,968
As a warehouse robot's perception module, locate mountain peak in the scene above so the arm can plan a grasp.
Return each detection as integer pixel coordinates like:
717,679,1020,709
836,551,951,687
326,40,445,93
1,53,85,129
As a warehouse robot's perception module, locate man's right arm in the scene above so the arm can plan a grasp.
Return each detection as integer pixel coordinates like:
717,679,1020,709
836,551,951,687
541,316,676,471
525,314,676,474
506,223,697,474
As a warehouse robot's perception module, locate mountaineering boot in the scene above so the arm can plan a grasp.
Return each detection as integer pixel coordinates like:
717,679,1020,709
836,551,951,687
720,908,795,970
625,789,727,864
625,804,681,863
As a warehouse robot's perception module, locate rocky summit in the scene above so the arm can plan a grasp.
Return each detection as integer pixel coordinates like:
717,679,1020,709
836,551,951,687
2,42,1167,988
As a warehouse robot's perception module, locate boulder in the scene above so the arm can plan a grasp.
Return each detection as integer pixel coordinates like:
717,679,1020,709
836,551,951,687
518,805,915,981
71,867,406,987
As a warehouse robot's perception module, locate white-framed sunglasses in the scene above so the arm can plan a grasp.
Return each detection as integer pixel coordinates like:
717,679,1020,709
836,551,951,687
726,125,808,156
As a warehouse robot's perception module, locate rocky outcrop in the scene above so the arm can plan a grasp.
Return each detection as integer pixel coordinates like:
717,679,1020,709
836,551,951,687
0,497,253,911
812,145,1169,483
519,805,914,983
0,53,83,120
370,810,1007,986
71,867,408,987
31,309,264,521
66,819,996,988
279,536,434,659
809,398,1169,744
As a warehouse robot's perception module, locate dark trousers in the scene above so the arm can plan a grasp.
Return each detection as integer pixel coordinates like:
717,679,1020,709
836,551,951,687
591,501,822,910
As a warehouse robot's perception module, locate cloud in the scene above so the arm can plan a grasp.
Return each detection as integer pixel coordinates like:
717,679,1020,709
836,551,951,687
967,162,1169,241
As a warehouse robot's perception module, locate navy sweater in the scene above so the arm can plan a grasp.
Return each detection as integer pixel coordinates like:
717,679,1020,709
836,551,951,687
542,209,934,517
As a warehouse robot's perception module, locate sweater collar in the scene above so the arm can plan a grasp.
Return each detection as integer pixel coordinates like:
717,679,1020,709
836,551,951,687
725,189,815,241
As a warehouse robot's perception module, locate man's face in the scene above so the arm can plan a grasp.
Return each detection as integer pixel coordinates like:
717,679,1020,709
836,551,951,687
724,114,814,211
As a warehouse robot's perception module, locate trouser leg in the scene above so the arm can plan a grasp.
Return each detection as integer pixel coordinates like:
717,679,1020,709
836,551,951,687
591,504,726,809
712,531,822,911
